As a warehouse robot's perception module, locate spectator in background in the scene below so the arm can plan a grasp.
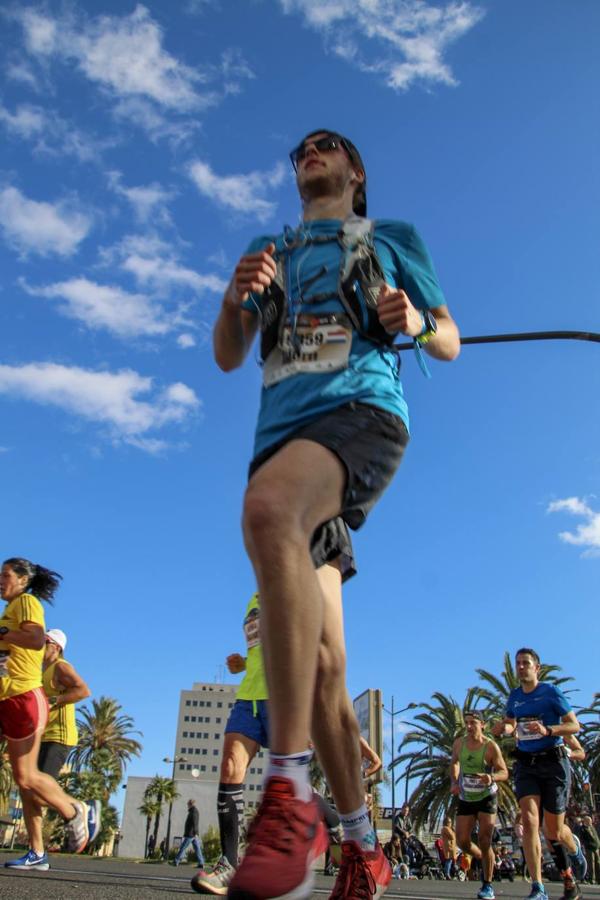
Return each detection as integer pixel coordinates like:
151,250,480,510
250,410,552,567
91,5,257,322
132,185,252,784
171,799,205,868
440,816,457,879
579,815,600,884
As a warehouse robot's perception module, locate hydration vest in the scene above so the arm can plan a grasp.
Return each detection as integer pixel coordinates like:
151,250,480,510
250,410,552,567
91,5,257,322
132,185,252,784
258,217,401,364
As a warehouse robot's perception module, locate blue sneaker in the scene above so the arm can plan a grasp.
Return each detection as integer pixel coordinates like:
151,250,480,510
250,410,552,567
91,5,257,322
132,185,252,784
87,799,102,844
477,883,496,899
4,848,50,870
526,883,548,900
569,834,587,882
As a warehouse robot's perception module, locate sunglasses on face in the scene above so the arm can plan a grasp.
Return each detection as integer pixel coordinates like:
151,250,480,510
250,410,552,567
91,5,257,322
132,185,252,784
289,135,349,171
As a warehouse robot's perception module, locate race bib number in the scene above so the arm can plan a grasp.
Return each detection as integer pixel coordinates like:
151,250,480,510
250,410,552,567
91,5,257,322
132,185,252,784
263,315,352,387
516,716,543,741
462,774,485,792
244,608,260,651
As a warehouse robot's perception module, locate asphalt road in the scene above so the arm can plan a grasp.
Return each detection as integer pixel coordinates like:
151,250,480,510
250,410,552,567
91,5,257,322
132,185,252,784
1,852,599,899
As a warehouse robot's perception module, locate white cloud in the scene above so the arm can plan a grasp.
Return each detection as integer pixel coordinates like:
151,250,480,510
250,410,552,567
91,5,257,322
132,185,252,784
188,159,287,222
0,103,112,162
278,0,484,91
22,277,180,339
100,233,227,295
0,103,46,138
0,186,91,257
0,362,199,452
4,59,41,90
547,496,600,558
107,171,174,223
177,333,197,349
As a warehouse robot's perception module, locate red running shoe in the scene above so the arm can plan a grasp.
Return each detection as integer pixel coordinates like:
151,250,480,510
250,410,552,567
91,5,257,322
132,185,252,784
329,840,392,900
227,776,321,900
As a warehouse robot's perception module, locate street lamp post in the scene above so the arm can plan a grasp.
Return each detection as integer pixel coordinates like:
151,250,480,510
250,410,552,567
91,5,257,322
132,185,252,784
163,755,187,860
382,698,417,834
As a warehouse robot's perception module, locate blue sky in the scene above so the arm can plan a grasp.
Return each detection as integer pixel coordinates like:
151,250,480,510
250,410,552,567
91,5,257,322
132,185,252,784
1,0,598,811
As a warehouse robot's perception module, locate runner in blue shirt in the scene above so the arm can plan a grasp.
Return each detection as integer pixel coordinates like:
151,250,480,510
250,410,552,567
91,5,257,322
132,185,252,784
213,128,460,900
493,648,585,900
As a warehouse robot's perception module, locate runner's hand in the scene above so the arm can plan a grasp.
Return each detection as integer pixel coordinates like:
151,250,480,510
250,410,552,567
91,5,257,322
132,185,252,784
225,243,277,308
376,284,424,337
226,653,246,674
490,720,505,737
525,720,546,735
450,783,460,796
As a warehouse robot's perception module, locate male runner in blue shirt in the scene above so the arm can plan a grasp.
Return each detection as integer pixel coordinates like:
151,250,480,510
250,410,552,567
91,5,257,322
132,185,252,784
493,648,586,900
214,129,460,900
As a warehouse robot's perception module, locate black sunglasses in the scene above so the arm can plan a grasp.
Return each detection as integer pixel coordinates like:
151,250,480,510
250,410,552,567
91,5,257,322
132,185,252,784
289,135,349,171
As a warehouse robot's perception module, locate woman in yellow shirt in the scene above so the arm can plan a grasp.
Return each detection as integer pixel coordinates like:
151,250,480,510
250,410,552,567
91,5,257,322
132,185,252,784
0,557,100,870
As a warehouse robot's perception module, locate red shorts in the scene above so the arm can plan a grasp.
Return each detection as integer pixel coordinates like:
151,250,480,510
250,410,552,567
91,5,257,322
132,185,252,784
0,688,49,741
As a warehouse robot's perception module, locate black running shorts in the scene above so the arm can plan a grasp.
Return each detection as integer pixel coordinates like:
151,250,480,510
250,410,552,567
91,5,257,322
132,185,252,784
457,794,498,816
248,401,409,580
38,740,74,779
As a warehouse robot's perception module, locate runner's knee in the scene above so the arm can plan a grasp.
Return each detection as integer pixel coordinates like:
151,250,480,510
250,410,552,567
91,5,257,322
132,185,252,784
243,486,307,551
220,749,247,784
315,637,346,689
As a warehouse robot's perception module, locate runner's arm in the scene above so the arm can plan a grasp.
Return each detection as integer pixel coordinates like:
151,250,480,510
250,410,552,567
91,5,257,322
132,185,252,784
564,733,586,762
53,659,91,707
213,244,276,371
491,716,516,738
423,305,461,361
485,740,509,784
449,739,461,792
0,621,45,650
359,736,382,778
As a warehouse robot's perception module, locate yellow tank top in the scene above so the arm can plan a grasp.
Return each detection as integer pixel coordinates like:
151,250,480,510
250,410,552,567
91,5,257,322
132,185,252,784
0,593,45,700
42,659,78,746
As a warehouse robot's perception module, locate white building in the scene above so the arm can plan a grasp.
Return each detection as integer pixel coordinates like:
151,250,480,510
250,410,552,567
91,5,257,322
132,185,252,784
120,681,267,859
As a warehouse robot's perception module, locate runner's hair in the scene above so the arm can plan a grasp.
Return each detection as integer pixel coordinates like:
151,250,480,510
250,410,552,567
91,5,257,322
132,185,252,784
515,646,540,666
2,557,62,603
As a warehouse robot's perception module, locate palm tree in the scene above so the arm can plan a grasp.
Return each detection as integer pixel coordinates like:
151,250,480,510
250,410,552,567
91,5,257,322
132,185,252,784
473,651,575,719
390,689,517,831
70,696,142,789
139,796,162,858
144,775,179,852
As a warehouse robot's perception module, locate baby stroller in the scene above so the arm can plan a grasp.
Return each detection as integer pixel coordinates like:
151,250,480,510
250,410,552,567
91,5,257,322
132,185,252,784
406,836,443,880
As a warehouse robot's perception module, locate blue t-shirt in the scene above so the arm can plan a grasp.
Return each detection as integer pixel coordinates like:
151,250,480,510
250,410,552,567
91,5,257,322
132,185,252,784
506,682,572,752
242,218,446,457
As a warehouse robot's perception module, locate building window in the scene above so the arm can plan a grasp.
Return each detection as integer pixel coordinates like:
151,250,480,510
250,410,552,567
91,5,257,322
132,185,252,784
179,764,185,771
228,703,234,709
215,733,220,739
192,716,197,722
199,701,204,707
216,717,221,724
192,701,198,707
206,701,212,707
180,747,186,753
212,766,217,772
202,749,207,755
187,764,192,771
185,700,191,706
195,749,200,755
217,702,223,708
184,716,189,722
250,768,255,774
201,765,206,772
204,732,209,739
249,784,254,791
213,749,218,755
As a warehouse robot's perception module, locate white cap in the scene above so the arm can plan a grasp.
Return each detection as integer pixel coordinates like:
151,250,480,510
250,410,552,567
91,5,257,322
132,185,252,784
46,628,67,652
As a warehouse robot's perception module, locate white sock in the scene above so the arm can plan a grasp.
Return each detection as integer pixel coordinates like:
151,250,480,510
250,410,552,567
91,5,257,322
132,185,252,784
340,805,377,851
266,750,313,802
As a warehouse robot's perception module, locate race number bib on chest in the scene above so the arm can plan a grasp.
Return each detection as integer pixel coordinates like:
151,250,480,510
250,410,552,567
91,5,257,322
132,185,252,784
462,774,485,792
244,608,260,650
517,716,543,741
263,314,352,387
